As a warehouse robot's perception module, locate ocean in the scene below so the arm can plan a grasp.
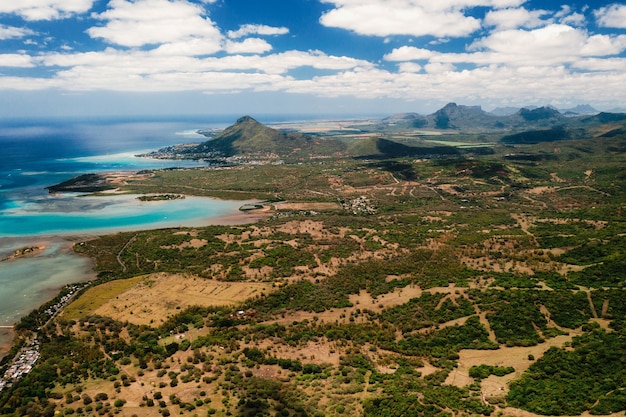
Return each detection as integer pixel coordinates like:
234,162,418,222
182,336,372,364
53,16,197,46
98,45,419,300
0,115,263,351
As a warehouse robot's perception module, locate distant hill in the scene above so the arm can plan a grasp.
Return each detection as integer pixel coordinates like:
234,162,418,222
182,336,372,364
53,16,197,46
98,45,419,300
500,126,571,144
561,104,599,116
381,103,569,132
580,112,626,125
138,108,626,162
145,116,346,161
192,115,345,157
349,137,461,158
491,104,599,117
489,106,521,116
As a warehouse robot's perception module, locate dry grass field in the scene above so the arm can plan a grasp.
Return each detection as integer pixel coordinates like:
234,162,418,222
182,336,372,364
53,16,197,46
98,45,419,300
63,273,273,325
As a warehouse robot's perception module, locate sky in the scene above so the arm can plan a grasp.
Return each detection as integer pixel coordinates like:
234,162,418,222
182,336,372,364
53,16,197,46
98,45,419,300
1,0,626,118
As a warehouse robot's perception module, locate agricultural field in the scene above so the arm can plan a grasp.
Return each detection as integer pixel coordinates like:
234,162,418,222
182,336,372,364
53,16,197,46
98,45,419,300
1,126,625,417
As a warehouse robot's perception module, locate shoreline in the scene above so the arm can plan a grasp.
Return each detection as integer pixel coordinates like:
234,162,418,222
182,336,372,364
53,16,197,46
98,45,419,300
0,327,14,360
0,204,272,359
0,246,46,263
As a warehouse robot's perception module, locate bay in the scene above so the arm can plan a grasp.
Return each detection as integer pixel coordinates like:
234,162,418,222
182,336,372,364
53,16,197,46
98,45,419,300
0,115,263,355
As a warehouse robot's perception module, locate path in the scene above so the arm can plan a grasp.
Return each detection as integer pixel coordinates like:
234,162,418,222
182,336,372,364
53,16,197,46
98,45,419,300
117,235,137,273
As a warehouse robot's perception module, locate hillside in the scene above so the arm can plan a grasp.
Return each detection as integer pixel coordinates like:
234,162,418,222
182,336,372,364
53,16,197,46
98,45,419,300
2,111,626,417
378,103,608,132
145,116,346,162
348,137,462,158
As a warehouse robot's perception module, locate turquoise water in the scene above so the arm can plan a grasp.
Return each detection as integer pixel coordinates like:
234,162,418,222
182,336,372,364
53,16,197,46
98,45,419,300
0,117,258,353
0,194,245,237
0,238,94,327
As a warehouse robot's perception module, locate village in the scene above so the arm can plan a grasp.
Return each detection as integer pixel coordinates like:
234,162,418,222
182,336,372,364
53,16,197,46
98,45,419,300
0,283,89,393
0,339,39,393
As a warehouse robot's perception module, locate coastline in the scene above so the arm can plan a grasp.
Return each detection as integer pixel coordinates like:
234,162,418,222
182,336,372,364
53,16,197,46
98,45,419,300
0,236,95,360
0,327,14,359
0,203,272,359
209,205,273,225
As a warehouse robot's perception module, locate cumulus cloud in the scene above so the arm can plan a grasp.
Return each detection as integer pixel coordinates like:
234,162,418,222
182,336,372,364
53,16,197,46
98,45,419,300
223,38,273,54
555,5,586,26
319,0,525,37
424,62,455,73
398,62,423,73
0,54,36,68
0,25,35,40
34,47,374,94
469,25,626,64
227,24,289,39
385,46,437,61
595,3,626,28
0,0,93,21
87,0,222,50
2,0,626,113
484,7,549,30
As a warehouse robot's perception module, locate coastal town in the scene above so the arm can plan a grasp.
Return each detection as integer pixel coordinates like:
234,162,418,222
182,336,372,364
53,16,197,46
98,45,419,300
0,339,39,393
0,283,89,393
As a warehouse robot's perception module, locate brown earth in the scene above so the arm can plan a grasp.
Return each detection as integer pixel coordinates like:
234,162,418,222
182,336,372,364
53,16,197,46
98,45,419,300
92,273,273,326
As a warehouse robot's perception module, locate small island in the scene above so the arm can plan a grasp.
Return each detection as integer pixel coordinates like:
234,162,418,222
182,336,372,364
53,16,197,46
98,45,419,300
136,194,185,202
46,173,117,193
0,246,44,262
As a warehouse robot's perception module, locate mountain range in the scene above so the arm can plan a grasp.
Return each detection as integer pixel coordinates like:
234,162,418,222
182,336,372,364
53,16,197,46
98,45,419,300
379,103,610,131
490,104,599,117
143,104,626,161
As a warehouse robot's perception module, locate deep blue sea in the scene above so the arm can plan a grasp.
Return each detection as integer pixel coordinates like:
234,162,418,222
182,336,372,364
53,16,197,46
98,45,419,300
0,115,268,340
0,116,236,234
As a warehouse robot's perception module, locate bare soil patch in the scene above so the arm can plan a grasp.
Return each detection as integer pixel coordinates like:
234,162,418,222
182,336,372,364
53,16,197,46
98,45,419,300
446,333,577,399
84,273,272,325
273,202,341,211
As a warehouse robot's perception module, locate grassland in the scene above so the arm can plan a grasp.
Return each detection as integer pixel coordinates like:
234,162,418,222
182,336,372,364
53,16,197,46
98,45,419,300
1,124,625,417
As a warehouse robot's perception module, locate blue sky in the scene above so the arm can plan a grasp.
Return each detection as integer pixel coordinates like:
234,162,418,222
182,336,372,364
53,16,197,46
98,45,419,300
1,0,626,118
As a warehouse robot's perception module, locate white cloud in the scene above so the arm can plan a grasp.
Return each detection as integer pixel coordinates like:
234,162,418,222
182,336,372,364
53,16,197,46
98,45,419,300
224,38,273,54
227,24,289,39
574,57,626,72
319,0,525,37
2,0,626,113
150,38,223,56
595,3,626,28
384,46,438,61
398,62,423,73
484,7,548,30
33,47,374,95
469,24,626,65
384,27,626,70
0,54,36,68
87,0,222,49
0,25,35,40
4,48,626,112
555,5,585,26
0,0,93,21
424,62,455,73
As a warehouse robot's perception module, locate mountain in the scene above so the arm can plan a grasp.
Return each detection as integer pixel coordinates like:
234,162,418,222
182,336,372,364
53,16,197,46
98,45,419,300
517,106,564,122
192,115,335,157
348,137,461,158
431,103,495,129
382,103,567,131
561,104,599,116
492,104,599,117
146,116,346,161
489,106,520,116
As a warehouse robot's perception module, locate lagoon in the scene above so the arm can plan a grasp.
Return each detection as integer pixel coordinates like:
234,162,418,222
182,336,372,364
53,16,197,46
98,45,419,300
0,116,264,356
